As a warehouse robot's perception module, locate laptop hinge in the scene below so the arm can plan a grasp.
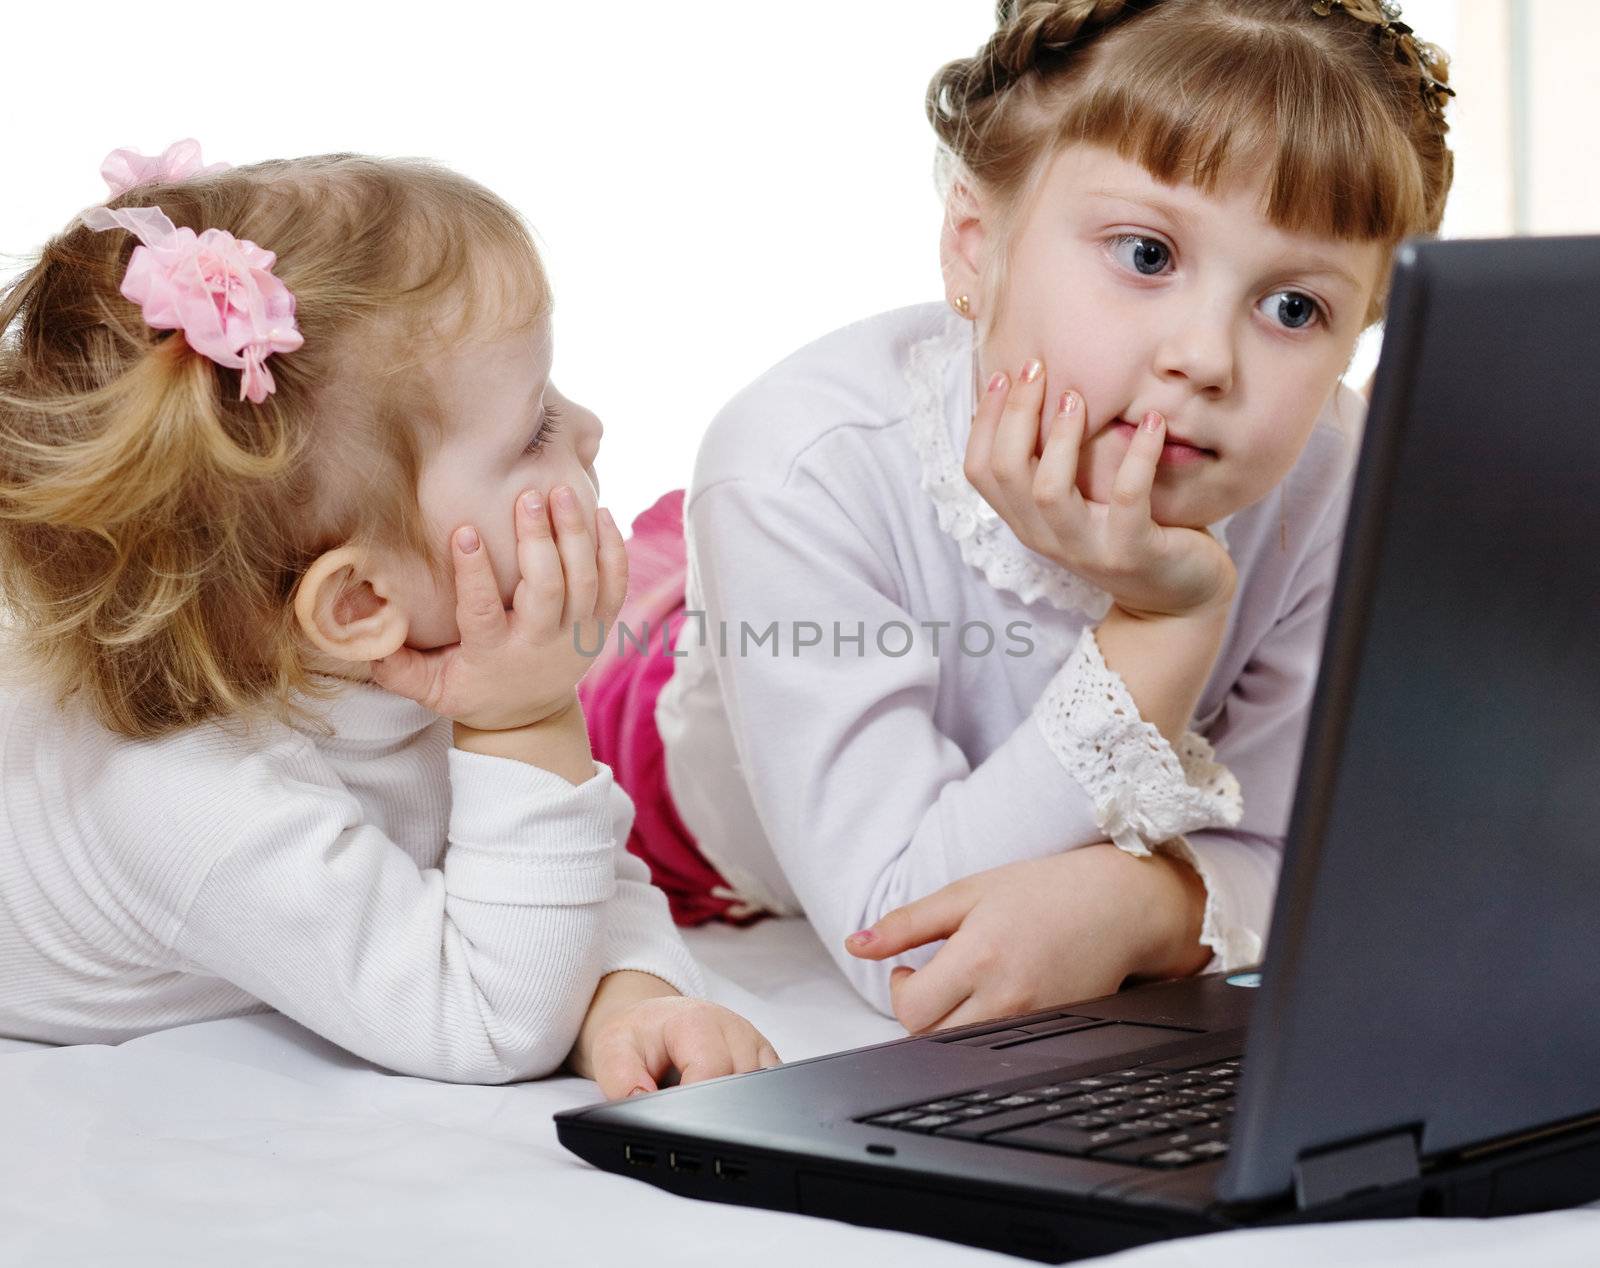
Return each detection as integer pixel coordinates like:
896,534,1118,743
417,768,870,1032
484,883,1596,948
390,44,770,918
1292,1127,1421,1211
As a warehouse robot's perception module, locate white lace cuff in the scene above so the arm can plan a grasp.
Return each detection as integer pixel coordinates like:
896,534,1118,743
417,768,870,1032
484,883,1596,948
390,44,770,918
1032,626,1243,855
1158,836,1263,973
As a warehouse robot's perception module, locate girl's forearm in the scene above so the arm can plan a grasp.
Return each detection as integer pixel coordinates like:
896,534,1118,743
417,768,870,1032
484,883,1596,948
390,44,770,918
1094,600,1232,745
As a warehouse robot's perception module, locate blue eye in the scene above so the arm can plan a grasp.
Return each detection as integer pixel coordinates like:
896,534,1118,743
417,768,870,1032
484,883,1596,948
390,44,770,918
1110,234,1172,276
523,403,563,456
1259,290,1322,331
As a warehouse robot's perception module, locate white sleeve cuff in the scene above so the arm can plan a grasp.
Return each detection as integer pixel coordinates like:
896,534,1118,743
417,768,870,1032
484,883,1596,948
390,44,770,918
1032,626,1243,856
1159,835,1267,973
443,752,620,905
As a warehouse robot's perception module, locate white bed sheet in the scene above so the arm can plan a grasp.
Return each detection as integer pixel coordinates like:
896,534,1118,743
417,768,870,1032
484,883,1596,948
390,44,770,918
2,918,1596,1267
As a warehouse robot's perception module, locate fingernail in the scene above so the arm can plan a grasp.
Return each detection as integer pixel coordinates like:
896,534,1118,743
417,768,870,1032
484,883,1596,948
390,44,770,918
626,1085,651,1099
455,526,480,553
553,485,577,514
598,507,617,535
847,929,875,945
1020,358,1043,384
1142,410,1164,433
986,370,1008,394
520,490,542,517
1059,390,1078,415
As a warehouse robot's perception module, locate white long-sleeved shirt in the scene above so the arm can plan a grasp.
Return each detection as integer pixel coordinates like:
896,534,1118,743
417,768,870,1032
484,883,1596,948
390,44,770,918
0,677,703,1083
657,304,1363,1014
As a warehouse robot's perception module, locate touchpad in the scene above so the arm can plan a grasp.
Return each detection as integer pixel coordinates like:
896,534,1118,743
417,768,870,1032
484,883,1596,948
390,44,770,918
995,1022,1198,1065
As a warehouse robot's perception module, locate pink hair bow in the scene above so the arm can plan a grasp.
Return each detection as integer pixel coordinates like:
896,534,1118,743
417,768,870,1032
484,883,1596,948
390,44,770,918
100,139,230,197
80,204,303,403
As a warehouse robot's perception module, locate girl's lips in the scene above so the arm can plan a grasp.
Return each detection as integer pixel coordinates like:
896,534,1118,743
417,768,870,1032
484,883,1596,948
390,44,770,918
1109,419,1216,466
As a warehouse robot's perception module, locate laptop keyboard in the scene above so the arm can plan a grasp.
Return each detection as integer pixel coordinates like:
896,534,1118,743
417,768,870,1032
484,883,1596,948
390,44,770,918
857,1054,1241,1169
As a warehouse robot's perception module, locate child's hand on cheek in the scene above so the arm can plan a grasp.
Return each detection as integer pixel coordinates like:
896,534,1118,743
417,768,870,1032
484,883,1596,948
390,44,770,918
845,846,1213,1034
567,971,782,1100
964,363,1236,620
371,487,626,732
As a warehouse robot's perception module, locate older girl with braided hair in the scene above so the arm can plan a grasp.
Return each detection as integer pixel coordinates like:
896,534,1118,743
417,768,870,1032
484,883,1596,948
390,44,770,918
0,145,779,1091
588,0,1456,1032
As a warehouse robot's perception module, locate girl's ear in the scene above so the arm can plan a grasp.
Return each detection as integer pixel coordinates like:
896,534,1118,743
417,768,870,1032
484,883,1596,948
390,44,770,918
940,179,989,317
294,545,410,663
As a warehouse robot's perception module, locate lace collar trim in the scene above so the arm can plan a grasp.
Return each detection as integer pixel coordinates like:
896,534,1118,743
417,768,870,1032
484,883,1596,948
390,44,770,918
904,313,1228,617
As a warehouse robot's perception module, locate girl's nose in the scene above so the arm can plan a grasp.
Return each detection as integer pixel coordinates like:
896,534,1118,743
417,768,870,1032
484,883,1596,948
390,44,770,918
1153,311,1236,398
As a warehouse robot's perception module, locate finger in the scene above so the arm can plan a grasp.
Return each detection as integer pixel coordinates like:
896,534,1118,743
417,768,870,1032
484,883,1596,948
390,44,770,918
511,490,566,638
667,1022,738,1086
890,949,977,1035
1032,390,1088,521
589,1027,664,1101
593,507,629,627
990,357,1046,494
726,1021,769,1075
550,486,599,630
1108,409,1164,555
757,1041,782,1069
368,644,441,707
923,991,1014,1032
961,368,1009,501
844,883,975,960
451,524,508,646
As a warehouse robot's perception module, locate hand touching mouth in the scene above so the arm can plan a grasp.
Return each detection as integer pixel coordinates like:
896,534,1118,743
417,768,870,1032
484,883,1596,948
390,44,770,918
1108,416,1218,466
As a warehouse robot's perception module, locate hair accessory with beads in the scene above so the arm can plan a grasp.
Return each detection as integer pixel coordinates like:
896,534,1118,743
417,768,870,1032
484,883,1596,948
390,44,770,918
79,203,303,404
100,139,230,198
1310,0,1455,122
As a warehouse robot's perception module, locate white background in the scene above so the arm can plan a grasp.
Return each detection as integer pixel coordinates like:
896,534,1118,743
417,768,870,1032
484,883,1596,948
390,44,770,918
4,1,1595,530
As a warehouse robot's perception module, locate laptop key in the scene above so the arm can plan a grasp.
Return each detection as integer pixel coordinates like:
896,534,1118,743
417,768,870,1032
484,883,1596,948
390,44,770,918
935,1100,1080,1140
1101,1102,1160,1124
914,1100,968,1113
1171,1108,1220,1125
1076,1091,1129,1108
1135,1093,1201,1110
1147,1150,1199,1167
988,1122,1140,1156
904,1114,960,1131
1059,1074,1130,1091
863,1110,924,1126
1093,1136,1192,1164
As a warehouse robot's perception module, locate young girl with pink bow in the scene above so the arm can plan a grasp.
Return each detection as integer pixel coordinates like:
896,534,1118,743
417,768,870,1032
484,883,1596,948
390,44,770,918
584,0,1457,1034
0,142,777,1093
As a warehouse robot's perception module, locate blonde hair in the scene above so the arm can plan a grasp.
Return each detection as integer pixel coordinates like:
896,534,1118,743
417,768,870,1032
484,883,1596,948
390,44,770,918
929,0,1456,324
0,154,550,739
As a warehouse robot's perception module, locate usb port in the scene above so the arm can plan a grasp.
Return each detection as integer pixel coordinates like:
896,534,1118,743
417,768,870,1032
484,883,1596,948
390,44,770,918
713,1157,747,1182
624,1144,657,1168
669,1151,702,1174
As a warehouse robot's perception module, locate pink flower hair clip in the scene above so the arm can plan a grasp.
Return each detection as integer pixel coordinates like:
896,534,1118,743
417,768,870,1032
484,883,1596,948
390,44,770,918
82,146,302,404
100,138,230,197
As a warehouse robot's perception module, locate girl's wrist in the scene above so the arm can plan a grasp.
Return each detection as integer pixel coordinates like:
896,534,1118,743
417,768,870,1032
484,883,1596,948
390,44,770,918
452,695,595,783
1121,846,1212,981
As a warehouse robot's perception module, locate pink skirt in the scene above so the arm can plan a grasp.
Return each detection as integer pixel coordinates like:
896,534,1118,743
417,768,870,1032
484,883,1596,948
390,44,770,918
577,489,757,926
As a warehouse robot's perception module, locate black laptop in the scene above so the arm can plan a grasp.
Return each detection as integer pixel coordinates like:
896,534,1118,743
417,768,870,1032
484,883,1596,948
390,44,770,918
556,237,1600,1262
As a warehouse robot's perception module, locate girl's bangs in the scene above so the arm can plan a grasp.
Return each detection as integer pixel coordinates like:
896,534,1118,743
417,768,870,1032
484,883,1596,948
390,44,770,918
1056,23,1429,243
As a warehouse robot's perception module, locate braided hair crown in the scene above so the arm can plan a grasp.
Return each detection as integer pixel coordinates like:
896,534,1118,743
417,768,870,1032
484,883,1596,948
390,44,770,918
927,0,1453,251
